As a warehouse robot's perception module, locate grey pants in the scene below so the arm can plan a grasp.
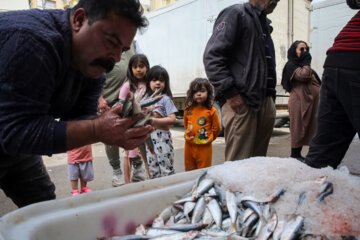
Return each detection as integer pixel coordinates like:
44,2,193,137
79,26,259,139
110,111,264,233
105,145,121,170
222,96,276,161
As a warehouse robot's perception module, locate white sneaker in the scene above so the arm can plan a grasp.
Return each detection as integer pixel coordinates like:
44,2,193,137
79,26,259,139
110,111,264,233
131,168,146,182
112,169,124,187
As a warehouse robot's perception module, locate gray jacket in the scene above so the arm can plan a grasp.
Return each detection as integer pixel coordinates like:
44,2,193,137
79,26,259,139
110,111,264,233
203,3,272,111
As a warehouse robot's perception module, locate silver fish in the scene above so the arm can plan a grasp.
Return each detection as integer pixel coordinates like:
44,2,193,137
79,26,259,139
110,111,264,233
111,235,151,240
226,190,238,225
184,201,196,221
192,197,206,224
193,179,215,200
280,215,304,240
154,223,208,232
206,197,223,229
150,230,199,240
202,207,215,226
256,206,278,240
317,182,333,202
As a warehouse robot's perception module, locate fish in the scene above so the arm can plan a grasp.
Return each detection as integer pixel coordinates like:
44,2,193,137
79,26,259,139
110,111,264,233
192,197,206,224
317,182,333,202
206,197,223,228
225,190,238,225
280,215,304,240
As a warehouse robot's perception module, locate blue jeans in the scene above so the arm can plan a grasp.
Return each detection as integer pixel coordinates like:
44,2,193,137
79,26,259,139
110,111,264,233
0,154,56,207
305,67,360,168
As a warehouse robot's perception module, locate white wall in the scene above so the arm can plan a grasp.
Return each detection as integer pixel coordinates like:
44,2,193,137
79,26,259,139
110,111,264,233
137,0,310,102
310,0,358,76
0,0,29,11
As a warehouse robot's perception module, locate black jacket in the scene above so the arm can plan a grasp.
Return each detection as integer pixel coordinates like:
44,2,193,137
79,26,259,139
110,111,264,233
203,3,273,111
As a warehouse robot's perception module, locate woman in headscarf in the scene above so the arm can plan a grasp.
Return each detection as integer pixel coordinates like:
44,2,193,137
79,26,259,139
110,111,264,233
281,40,321,161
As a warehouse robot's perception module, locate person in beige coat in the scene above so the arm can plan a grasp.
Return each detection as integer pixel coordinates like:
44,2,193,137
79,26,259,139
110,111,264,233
281,41,321,161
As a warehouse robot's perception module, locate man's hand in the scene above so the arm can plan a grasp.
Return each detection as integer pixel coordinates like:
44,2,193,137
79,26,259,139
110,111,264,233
93,104,154,149
227,94,244,114
97,96,110,114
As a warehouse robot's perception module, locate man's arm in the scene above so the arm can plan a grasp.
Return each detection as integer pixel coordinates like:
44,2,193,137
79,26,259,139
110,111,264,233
66,105,153,150
203,6,242,100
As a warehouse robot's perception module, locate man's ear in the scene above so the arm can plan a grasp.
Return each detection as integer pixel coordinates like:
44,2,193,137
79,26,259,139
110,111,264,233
71,8,87,32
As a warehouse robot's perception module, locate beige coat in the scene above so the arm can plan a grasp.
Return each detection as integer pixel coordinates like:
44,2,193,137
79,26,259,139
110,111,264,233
288,66,320,148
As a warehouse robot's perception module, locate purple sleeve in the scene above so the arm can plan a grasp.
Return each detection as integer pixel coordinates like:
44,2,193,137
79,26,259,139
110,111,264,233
154,95,178,117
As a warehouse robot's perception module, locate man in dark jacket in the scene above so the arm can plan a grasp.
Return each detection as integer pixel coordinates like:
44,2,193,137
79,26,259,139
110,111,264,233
0,0,152,207
203,0,279,161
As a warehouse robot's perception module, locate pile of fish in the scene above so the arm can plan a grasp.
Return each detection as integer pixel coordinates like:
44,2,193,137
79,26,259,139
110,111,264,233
108,168,348,240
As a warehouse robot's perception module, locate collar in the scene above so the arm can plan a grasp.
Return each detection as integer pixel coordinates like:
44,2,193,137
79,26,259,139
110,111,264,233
250,4,265,17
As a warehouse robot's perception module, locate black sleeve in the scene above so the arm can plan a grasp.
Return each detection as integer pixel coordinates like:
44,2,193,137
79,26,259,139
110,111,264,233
203,5,242,100
0,30,67,156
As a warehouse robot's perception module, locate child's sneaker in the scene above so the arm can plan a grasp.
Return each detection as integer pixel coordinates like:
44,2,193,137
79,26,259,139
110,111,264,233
71,189,79,196
112,168,125,187
80,187,92,193
131,157,146,182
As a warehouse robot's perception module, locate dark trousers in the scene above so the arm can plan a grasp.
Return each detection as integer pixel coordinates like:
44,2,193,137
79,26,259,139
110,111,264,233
305,67,360,168
0,154,56,207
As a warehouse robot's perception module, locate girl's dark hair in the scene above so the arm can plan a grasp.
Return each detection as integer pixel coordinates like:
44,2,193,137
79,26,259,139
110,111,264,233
146,65,173,98
185,78,214,110
71,0,148,30
127,54,150,92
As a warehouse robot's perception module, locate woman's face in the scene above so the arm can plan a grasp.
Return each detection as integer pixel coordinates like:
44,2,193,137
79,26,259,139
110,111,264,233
296,42,308,58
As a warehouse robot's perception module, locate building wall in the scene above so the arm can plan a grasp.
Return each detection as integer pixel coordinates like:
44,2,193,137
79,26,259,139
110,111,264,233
150,0,178,11
29,0,77,9
0,0,29,11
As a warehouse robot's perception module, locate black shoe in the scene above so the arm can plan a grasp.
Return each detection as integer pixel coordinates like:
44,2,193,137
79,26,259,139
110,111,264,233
291,155,305,163
296,156,305,163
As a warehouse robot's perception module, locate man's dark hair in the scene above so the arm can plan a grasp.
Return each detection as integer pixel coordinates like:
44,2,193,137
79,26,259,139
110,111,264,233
71,0,148,30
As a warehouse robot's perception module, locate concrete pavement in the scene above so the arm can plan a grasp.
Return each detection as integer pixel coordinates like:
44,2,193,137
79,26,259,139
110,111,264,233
1,126,359,217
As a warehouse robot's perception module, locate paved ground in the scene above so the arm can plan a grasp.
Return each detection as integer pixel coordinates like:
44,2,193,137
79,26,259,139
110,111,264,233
1,126,359,217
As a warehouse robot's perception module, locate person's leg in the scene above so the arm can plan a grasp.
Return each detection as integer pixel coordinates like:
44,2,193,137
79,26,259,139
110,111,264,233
306,68,356,168
195,144,212,169
105,144,124,186
79,161,93,193
155,130,175,177
253,96,276,156
221,101,257,161
123,152,131,184
68,163,80,195
0,155,56,207
185,141,197,171
80,179,87,189
291,147,305,161
70,180,79,196
129,148,146,182
71,180,78,190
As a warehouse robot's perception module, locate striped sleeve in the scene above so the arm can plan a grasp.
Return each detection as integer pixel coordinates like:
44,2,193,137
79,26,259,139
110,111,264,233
327,11,360,53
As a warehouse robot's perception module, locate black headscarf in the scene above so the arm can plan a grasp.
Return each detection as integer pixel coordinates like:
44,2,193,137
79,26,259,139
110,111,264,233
281,41,320,92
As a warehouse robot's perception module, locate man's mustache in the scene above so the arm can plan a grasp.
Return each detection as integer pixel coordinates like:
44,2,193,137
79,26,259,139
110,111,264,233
90,58,115,73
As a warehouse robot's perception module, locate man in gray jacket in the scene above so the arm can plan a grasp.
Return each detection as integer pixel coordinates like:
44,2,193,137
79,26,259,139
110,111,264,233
203,0,279,161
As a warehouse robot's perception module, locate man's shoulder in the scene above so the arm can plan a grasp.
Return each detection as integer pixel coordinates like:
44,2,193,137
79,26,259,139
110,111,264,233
218,3,249,19
0,9,70,42
223,3,248,12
